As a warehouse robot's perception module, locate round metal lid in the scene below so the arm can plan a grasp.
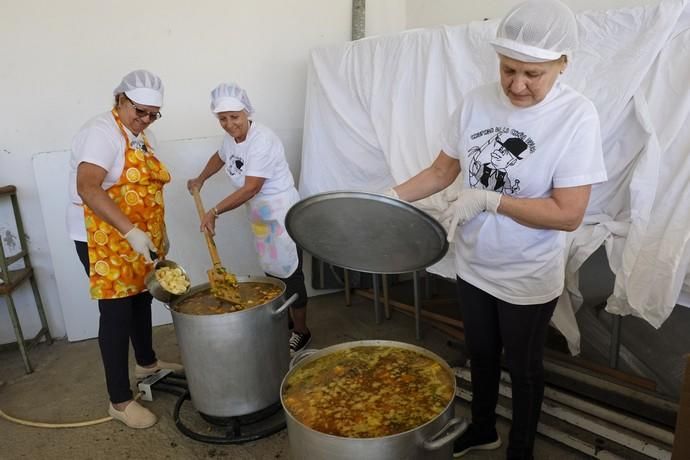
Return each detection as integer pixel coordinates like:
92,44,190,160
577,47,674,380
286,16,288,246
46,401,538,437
286,191,448,274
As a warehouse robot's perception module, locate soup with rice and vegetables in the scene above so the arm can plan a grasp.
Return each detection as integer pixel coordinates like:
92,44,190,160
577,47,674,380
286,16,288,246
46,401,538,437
282,346,454,438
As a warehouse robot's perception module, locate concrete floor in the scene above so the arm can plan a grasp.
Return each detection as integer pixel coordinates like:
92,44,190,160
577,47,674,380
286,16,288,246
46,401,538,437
0,290,590,460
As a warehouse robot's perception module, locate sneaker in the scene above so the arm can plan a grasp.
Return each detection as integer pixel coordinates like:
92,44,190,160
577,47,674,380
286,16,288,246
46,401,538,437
108,401,157,429
289,330,312,354
453,424,502,458
135,359,184,379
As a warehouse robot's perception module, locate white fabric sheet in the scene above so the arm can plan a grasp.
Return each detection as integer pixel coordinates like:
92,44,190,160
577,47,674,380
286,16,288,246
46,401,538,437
299,0,690,354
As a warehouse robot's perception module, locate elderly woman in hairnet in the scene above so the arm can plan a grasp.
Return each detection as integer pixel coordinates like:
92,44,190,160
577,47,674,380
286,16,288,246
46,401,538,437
68,69,182,429
187,83,311,354
386,1,607,458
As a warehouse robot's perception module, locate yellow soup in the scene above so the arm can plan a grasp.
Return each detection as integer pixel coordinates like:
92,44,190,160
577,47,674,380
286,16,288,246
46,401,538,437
174,283,282,314
282,346,454,438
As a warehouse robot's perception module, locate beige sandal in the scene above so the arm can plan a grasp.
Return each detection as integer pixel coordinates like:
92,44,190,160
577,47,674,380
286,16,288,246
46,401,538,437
108,401,157,429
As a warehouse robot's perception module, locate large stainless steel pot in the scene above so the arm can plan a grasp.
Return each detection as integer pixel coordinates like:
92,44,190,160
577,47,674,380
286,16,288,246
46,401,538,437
280,340,467,460
168,276,297,417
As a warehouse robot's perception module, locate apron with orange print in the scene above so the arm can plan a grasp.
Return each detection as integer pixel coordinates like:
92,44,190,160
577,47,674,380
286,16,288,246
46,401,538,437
83,109,171,300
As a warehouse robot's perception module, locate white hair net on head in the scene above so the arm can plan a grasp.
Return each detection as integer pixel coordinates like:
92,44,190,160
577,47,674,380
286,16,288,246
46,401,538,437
113,69,164,107
210,83,255,115
490,0,578,63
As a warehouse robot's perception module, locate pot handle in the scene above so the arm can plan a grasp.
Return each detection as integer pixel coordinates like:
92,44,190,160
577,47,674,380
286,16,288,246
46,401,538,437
422,417,468,451
272,293,298,316
289,349,319,369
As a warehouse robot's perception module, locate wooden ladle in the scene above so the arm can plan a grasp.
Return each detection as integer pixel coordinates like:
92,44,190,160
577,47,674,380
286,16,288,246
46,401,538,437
191,187,242,304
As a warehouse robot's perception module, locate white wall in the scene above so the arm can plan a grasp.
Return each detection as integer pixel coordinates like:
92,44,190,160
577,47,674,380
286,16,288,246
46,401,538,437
367,0,408,37
0,0,373,344
405,0,662,28
0,0,660,345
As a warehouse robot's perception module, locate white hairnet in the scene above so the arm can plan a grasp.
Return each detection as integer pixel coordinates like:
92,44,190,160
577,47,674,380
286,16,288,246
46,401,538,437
490,0,578,63
210,83,255,115
113,69,164,107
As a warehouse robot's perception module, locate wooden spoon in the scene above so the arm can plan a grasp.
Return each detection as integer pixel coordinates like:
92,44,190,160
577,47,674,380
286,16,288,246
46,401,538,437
191,187,242,304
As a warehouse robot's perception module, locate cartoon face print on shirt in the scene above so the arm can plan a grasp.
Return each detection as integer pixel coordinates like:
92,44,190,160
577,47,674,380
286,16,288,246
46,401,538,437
226,154,245,176
467,128,535,195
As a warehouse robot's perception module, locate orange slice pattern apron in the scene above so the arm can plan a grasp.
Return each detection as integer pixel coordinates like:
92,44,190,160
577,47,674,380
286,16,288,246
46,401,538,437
83,109,171,299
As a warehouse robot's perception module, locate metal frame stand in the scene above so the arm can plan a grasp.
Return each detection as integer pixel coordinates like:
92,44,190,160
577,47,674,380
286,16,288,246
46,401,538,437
0,185,52,373
343,268,425,339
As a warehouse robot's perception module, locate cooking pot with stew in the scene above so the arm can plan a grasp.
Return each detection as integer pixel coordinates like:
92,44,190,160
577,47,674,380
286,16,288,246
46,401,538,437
280,340,467,460
168,276,297,417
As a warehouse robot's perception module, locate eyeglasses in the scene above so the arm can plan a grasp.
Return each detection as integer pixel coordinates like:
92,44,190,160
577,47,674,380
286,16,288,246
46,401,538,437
125,95,162,121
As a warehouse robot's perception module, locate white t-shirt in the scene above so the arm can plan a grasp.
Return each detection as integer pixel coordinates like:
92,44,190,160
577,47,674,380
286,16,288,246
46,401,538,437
219,122,295,196
66,111,156,242
441,82,607,305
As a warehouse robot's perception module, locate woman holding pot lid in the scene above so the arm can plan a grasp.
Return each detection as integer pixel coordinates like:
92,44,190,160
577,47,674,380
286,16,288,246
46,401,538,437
68,69,183,429
187,82,311,354
385,1,607,458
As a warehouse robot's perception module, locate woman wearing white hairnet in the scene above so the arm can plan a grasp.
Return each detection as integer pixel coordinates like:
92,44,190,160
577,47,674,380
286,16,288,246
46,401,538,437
68,69,182,429
386,1,607,458
187,82,311,354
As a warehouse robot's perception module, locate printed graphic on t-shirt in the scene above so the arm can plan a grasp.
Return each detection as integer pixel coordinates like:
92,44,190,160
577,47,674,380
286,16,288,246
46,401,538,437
130,139,146,151
226,155,244,176
467,127,535,195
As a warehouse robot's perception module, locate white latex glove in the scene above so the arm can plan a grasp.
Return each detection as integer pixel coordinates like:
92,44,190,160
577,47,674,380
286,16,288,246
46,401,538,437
124,227,156,263
442,189,501,242
380,188,400,200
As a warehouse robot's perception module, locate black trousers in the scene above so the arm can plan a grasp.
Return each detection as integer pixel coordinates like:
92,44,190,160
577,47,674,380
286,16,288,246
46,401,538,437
266,247,308,310
457,277,557,460
75,241,157,404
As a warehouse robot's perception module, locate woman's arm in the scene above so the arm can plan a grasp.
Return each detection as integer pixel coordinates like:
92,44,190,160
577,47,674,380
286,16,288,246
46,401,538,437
498,185,592,231
393,151,461,202
77,162,133,234
187,152,224,192
200,176,266,235
215,176,265,213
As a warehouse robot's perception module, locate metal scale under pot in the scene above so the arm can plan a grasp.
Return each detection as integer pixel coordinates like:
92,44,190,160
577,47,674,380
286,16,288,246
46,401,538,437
138,369,288,444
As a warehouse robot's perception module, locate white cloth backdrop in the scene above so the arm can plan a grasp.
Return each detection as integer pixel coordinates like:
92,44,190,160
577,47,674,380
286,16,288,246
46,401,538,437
299,0,690,354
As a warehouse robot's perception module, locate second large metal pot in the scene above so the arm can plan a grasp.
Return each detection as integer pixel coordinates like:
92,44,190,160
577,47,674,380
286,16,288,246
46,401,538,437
281,340,467,460
169,276,297,417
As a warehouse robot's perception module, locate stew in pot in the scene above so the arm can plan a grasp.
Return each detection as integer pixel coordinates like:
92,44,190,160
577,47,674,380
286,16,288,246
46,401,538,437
282,346,454,438
174,283,282,314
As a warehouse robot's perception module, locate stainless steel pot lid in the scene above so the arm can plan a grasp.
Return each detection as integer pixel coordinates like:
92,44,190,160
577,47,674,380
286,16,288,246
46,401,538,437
285,191,448,274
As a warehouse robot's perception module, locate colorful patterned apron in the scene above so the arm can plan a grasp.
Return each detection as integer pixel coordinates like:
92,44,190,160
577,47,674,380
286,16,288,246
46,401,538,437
248,188,300,278
83,109,171,299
